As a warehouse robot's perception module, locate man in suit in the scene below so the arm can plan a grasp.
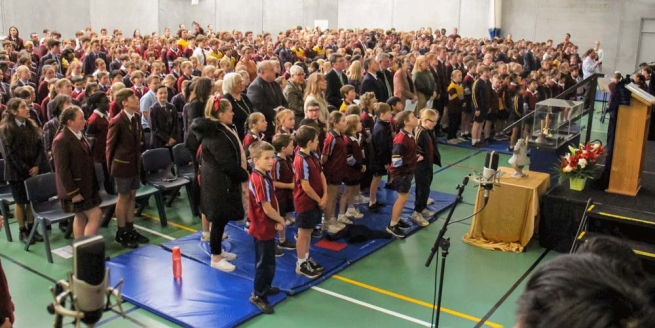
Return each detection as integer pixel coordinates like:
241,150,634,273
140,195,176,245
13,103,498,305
324,53,348,108
82,39,109,77
106,88,148,249
37,39,62,76
376,52,394,101
246,60,288,139
360,58,387,102
523,42,538,77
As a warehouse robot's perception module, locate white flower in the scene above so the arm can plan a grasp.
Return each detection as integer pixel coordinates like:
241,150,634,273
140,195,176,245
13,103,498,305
578,159,588,169
563,165,573,173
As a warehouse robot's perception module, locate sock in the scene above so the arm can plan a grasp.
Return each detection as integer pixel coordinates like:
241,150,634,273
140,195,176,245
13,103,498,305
297,257,307,265
305,252,310,261
279,236,286,243
126,221,134,231
19,226,27,232
390,221,398,227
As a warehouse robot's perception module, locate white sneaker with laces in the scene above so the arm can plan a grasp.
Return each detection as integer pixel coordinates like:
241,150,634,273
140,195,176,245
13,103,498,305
345,208,364,219
200,231,210,242
411,212,430,227
210,259,235,272
355,194,370,204
421,209,435,218
324,218,346,233
221,250,237,261
336,214,353,224
427,197,435,205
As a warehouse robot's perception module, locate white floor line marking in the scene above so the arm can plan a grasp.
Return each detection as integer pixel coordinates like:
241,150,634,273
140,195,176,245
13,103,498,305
311,286,432,327
111,218,175,240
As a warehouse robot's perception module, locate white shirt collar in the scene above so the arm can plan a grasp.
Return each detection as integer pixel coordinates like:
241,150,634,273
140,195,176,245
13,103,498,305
67,127,83,140
124,110,135,121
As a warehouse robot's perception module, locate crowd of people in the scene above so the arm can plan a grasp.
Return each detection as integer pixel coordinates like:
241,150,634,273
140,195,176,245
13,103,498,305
0,21,651,319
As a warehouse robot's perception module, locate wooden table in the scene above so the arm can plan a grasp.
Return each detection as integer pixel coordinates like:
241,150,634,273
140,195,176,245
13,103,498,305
462,167,551,252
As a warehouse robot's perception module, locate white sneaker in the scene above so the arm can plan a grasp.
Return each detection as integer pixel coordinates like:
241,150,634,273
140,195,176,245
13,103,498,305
355,194,370,204
210,259,235,272
324,218,346,233
221,250,237,261
345,208,364,219
411,212,430,227
427,197,435,205
421,209,435,218
201,231,210,242
285,214,295,225
336,214,353,224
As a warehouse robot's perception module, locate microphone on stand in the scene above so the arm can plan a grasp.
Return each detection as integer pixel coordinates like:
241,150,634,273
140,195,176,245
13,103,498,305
481,151,499,204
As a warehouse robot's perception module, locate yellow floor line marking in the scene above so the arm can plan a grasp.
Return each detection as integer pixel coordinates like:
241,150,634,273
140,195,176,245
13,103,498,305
598,212,655,226
332,275,503,328
633,250,655,258
140,212,198,233
587,204,595,211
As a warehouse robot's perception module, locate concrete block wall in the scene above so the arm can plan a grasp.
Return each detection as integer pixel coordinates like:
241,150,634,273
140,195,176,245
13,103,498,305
0,0,651,74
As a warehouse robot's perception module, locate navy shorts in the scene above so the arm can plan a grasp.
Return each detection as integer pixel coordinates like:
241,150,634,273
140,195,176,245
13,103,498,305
278,197,295,217
473,110,486,123
296,207,321,230
392,174,413,194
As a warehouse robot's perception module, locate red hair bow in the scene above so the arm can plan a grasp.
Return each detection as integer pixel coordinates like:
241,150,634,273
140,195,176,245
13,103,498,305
213,95,223,112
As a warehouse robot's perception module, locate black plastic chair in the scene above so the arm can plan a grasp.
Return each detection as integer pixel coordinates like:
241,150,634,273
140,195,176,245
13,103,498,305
172,144,195,181
23,173,75,263
0,160,15,241
142,148,193,210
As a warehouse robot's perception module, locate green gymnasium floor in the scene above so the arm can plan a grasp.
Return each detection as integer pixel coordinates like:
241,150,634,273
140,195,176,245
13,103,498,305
0,105,608,328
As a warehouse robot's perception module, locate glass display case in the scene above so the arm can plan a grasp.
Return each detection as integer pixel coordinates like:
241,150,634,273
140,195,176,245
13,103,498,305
527,99,584,149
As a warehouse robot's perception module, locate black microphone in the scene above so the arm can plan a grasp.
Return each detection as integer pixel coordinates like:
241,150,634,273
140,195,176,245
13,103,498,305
72,236,107,325
481,151,499,203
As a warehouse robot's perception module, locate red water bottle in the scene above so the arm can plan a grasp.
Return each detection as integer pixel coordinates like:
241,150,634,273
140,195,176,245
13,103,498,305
172,246,182,278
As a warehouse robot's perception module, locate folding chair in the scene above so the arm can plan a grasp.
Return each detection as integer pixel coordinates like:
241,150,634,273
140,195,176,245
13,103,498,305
171,144,199,217
141,148,193,210
0,160,15,241
23,173,75,263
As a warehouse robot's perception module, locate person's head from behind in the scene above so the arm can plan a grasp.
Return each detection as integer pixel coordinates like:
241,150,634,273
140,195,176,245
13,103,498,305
51,94,73,119
249,141,276,173
577,235,646,280
88,91,109,113
272,134,294,157
374,102,392,122
516,254,655,328
386,96,403,113
344,114,361,136
295,125,319,152
114,88,137,112
205,96,233,124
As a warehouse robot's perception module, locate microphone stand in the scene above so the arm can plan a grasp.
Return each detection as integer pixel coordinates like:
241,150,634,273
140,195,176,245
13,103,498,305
425,175,469,328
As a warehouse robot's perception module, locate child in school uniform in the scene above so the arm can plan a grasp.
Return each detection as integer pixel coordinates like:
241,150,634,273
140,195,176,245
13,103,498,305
339,85,357,112
321,111,349,230
149,85,179,149
247,141,286,314
388,110,420,238
368,103,393,213
338,114,366,222
129,70,148,100
509,84,527,151
413,108,441,226
447,70,465,144
275,109,295,135
271,134,296,251
293,126,326,278
243,112,267,168
460,61,477,140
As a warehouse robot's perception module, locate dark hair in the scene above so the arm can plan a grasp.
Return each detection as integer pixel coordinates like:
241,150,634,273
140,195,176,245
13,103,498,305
517,254,655,328
189,77,212,103
114,88,135,109
51,94,72,118
328,53,343,65
295,125,318,148
12,86,31,100
155,85,168,93
58,105,82,132
386,96,401,107
327,111,344,130
0,98,39,147
363,58,372,71
395,110,412,130
87,91,109,112
109,70,124,80
272,134,293,152
577,235,645,280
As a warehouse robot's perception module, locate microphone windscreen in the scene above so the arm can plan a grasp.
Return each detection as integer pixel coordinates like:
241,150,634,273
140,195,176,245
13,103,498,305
74,236,105,286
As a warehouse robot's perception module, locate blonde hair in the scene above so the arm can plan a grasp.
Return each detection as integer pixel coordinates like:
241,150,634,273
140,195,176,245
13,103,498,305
347,60,362,82
247,112,266,129
110,82,126,101
204,95,231,121
344,114,360,136
275,109,294,133
327,111,344,130
304,73,325,100
11,65,30,86
214,80,223,96
359,92,376,110
412,56,428,74
420,108,439,121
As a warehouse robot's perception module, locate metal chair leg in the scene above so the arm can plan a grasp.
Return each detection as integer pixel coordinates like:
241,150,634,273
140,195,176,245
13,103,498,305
154,191,168,227
42,219,53,263
1,202,11,242
24,218,38,251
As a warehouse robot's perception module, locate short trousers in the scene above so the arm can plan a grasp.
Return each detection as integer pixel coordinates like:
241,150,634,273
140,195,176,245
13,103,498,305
391,174,413,194
114,176,140,194
296,207,322,230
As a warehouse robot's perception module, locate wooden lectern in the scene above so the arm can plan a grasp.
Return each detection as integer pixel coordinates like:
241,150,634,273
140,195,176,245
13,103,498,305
607,84,655,196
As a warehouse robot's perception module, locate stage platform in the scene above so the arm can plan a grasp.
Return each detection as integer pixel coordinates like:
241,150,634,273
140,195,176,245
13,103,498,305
540,141,655,253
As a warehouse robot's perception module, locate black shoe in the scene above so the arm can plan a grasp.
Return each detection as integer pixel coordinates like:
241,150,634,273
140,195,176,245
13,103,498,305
19,230,35,245
368,204,381,213
275,245,284,257
472,142,483,148
278,239,296,250
27,224,44,242
296,261,321,278
116,231,138,249
307,257,324,272
386,224,407,238
249,295,274,314
58,220,69,233
463,134,472,140
129,229,150,243
396,220,411,231
311,228,323,238
508,147,514,152
267,287,281,295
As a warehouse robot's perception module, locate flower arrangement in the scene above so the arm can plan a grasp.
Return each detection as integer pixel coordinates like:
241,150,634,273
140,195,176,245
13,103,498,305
556,142,606,183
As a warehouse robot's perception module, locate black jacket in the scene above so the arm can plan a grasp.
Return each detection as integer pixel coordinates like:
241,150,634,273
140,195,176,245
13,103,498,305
246,76,288,139
191,118,249,223
325,69,348,109
361,72,388,101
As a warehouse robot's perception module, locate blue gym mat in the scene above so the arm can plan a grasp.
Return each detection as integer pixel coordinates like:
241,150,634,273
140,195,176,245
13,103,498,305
161,225,349,295
106,245,286,328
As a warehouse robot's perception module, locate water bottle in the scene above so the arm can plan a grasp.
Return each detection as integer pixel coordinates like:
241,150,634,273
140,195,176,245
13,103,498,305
172,246,182,279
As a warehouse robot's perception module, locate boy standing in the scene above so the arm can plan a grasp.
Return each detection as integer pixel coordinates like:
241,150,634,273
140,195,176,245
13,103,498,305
247,141,286,314
388,111,420,238
271,134,297,251
369,103,393,212
293,126,326,278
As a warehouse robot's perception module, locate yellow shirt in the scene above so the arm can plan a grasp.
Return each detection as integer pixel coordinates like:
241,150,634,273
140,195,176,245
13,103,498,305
291,47,304,59
340,101,349,112
177,39,188,50
209,50,223,60
312,46,326,57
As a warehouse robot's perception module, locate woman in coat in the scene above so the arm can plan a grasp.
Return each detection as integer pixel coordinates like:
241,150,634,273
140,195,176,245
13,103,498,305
0,98,49,244
394,56,417,105
412,55,437,114
190,96,249,272
222,73,253,140
52,106,102,238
